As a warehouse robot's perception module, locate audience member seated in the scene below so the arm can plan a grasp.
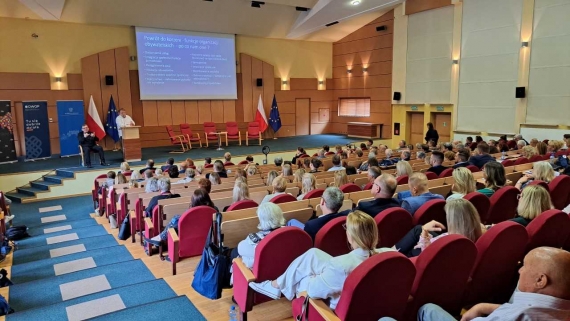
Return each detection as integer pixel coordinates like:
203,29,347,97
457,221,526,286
287,187,347,240
139,159,156,174
144,177,181,217
266,170,279,186
249,210,395,307
245,164,258,176
204,157,213,167
332,170,348,188
379,149,397,167
399,173,445,215
477,162,507,197
309,158,322,173
167,165,179,178
536,141,548,155
185,158,195,169
328,155,346,172
274,157,283,167
78,124,109,167
129,171,144,183
301,158,311,171
322,144,330,153
530,138,539,148
155,168,163,176
517,140,527,150
161,158,175,172
444,150,455,161
509,185,553,227
178,162,188,174
297,173,316,201
223,181,251,212
469,142,495,169
100,171,116,192
260,176,288,204
488,140,500,154
291,169,304,183
516,162,555,191
345,166,357,175
115,173,127,184
396,139,407,151
316,149,326,159
355,148,364,157
145,177,159,193
395,199,482,257
563,134,570,150
224,152,233,165
360,142,368,151
174,168,196,184
282,164,293,176
354,174,400,217
396,161,413,179
119,162,131,175
418,247,570,321
401,150,411,161
446,167,476,201
233,168,247,182
362,166,382,189
358,150,378,172
466,136,474,147
417,151,427,163
205,161,228,179
426,151,448,176
209,172,221,185
291,147,307,164
421,144,430,153
547,140,564,154
198,178,212,193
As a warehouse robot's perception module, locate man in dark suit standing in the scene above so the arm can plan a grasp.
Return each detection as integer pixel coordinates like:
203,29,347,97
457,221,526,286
354,174,400,217
78,124,109,168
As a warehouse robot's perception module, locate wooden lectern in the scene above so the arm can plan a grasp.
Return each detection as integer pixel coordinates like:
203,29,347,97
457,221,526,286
122,126,142,162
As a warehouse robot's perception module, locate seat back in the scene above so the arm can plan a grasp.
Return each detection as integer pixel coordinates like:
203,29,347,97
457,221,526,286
335,252,416,321
555,150,568,157
439,168,454,178
375,208,413,248
528,155,542,162
425,172,438,180
340,183,361,193
165,125,177,141
501,159,515,167
314,216,350,257
203,122,217,139
270,194,297,204
412,199,447,226
466,165,480,173
549,175,570,210
396,175,409,185
526,209,570,253
225,199,258,212
466,221,528,305
362,182,373,190
179,123,191,137
464,192,491,223
226,121,239,136
408,235,477,318
302,189,324,200
528,180,549,192
238,160,249,165
178,206,217,257
486,186,519,224
0,191,8,217
507,140,516,149
513,157,529,165
248,122,260,136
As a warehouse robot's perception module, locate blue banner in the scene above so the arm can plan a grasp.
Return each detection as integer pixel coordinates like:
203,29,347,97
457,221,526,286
23,101,51,160
57,100,85,157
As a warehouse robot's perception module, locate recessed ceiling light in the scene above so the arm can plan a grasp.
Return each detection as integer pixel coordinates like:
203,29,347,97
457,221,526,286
351,0,361,5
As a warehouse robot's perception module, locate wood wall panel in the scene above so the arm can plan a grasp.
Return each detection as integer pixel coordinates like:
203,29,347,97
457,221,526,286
251,58,263,122
67,74,83,90
98,49,118,120
184,101,199,124
129,70,144,125
333,34,393,56
290,78,318,91
114,47,133,115
223,100,236,123
198,101,212,123
210,100,224,122
235,76,244,122
280,113,296,126
240,54,253,122
157,101,172,126
81,54,102,119
333,61,392,78
0,73,50,90
142,100,158,126
405,0,452,15
333,48,393,67
171,101,185,125
336,17,394,44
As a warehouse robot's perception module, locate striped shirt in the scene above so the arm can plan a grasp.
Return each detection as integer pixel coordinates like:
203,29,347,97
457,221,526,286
472,292,570,321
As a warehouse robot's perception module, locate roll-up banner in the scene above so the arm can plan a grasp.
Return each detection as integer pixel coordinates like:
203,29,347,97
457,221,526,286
57,100,84,157
22,101,51,160
0,101,17,164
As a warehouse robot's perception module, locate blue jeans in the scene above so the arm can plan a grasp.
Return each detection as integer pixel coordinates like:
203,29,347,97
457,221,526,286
286,219,305,229
159,215,181,241
417,304,456,321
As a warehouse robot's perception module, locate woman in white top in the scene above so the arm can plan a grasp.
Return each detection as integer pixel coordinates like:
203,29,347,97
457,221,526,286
249,210,395,310
297,173,316,201
446,167,476,201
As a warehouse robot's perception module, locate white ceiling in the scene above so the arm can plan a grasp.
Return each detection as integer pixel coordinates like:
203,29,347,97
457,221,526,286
0,0,401,42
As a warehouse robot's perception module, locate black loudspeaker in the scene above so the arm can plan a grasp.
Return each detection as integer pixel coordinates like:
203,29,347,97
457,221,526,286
256,78,263,87
105,75,114,86
393,92,401,101
516,87,526,98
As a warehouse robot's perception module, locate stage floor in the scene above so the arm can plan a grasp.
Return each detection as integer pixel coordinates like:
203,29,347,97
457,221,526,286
0,134,360,175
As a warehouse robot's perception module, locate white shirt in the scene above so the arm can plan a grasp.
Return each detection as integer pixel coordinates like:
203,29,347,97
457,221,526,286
115,115,135,137
328,166,346,172
473,292,570,321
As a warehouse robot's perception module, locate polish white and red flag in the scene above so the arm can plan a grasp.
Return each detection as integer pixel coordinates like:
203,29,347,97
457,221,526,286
86,95,106,140
254,94,268,132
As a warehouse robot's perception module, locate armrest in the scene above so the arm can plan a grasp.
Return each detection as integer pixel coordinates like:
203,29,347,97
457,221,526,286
309,299,341,321
233,257,256,282
144,217,154,238
167,228,179,243
167,228,179,270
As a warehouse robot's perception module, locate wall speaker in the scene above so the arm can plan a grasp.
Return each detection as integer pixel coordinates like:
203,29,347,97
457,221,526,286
393,92,401,101
516,87,525,98
256,78,263,87
376,25,388,31
105,75,114,86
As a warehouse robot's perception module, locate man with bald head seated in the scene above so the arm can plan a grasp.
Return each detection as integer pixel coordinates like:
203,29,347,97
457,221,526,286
417,247,570,321
354,174,400,217
399,173,444,216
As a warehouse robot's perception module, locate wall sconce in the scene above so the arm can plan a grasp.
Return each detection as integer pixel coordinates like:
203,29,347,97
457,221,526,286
347,69,352,74
318,80,324,85
55,77,62,82
452,60,459,65
521,41,529,48
362,67,368,73
282,80,288,85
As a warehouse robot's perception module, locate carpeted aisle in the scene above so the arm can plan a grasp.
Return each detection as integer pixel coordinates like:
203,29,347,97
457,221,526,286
5,195,206,321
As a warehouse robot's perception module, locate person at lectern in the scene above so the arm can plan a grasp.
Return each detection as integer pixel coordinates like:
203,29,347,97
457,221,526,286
78,124,110,168
115,108,135,139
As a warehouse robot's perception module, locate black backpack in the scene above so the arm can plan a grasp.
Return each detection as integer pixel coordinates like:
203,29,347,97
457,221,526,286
5,226,28,241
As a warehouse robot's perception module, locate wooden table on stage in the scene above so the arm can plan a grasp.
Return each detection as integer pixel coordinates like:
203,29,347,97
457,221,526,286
122,126,142,162
347,122,384,139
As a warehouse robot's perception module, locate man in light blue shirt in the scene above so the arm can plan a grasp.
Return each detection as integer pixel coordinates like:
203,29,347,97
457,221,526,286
327,155,346,172
399,172,443,215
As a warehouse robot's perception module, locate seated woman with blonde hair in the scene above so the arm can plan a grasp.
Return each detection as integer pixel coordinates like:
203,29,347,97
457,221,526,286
515,161,556,191
510,185,553,227
266,170,279,186
223,181,251,212
234,168,248,183
260,176,288,204
209,172,222,185
331,170,348,187
249,210,394,308
297,173,316,200
282,164,293,177
521,145,537,159
292,168,305,183
447,167,476,201
395,160,413,178
120,162,131,175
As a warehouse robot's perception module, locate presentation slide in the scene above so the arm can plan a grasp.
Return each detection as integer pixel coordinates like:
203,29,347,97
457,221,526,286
135,27,237,100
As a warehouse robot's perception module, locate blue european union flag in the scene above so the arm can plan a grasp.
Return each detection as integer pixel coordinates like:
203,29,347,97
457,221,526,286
105,96,120,142
269,95,281,133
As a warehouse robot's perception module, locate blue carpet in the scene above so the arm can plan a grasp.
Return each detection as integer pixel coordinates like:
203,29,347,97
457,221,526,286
6,279,177,321
13,234,118,265
9,260,155,311
11,245,132,284
89,296,207,321
9,195,93,227
27,218,99,236
16,225,108,249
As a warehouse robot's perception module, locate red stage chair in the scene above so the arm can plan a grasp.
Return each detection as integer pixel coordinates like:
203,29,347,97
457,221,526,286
374,208,412,248
528,155,542,162
179,123,202,149
225,121,241,146
464,221,528,305
270,194,297,204
526,209,570,253
439,168,454,178
486,186,519,224
314,216,349,256
233,227,312,321
528,180,549,192
292,252,416,321
412,199,446,226
464,192,491,223
246,122,262,146
302,189,324,200
225,200,258,212
203,122,218,148
405,235,477,320
165,125,190,153
513,157,529,165
549,175,570,210
166,206,217,275
425,172,438,180
339,183,361,193
466,165,480,172
92,174,107,209
397,175,409,185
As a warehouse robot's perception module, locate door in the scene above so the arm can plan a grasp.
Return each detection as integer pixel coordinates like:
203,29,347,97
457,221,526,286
295,98,310,136
408,112,424,146
433,113,451,143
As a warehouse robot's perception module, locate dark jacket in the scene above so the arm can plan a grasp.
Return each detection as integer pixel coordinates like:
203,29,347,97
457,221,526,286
427,165,448,176
304,211,350,241
139,166,156,174
453,162,470,169
425,129,439,145
509,216,532,227
78,132,99,148
354,198,401,218
144,193,181,217
469,154,495,169
206,171,228,179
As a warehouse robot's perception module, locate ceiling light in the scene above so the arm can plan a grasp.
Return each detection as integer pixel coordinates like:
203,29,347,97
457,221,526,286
351,0,361,5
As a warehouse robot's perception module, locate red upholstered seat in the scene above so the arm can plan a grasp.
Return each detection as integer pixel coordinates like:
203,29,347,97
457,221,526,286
507,140,517,150
375,208,413,248
528,180,549,192
325,152,335,156
412,199,446,226
526,209,570,253
549,175,570,210
225,121,241,146
542,154,551,161
397,175,409,185
466,165,480,172
339,183,361,193
314,216,349,257
166,125,190,153
501,159,515,167
92,173,107,209
302,189,324,200
270,194,297,204
528,155,543,162
405,235,477,320
470,142,479,150
486,186,519,224
439,168,454,178
233,227,312,321
465,221,528,305
179,123,202,149
464,192,491,222
362,182,373,190
204,163,214,168
425,172,438,180
203,122,218,148
292,252,416,321
224,162,235,166
225,199,258,212
246,122,262,146
513,157,529,165
555,150,568,157
238,160,249,165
